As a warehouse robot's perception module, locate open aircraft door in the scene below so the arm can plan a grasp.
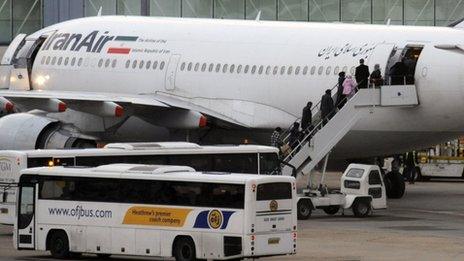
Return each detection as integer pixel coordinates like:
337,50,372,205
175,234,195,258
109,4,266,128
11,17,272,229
165,54,181,91
367,43,396,79
16,182,36,249
0,34,26,89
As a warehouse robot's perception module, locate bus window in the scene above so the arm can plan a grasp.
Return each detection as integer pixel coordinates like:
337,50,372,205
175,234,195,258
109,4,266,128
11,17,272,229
213,153,258,174
53,157,75,166
256,182,292,201
168,154,213,171
259,153,280,174
40,177,119,202
27,157,53,168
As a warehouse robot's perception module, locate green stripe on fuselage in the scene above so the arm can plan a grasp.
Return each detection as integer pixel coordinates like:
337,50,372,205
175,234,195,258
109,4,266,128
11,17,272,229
114,36,138,41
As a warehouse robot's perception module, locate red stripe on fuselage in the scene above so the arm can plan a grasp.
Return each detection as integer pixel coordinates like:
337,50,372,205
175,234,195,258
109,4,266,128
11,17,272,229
107,47,131,54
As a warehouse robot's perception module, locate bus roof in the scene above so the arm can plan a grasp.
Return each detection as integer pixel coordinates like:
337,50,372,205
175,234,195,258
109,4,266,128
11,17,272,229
1,142,278,158
20,164,293,184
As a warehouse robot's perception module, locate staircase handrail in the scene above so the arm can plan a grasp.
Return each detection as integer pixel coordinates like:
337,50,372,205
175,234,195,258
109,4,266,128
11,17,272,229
280,82,340,144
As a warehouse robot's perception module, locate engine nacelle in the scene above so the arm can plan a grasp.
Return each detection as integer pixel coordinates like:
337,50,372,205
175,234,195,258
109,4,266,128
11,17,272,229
0,113,97,150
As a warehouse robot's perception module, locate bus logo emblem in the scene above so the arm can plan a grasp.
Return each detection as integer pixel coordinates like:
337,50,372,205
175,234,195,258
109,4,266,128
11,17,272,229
270,200,278,212
208,209,223,229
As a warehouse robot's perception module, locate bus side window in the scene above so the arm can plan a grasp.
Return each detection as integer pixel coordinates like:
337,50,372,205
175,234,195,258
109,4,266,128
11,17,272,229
168,155,213,172
213,154,258,174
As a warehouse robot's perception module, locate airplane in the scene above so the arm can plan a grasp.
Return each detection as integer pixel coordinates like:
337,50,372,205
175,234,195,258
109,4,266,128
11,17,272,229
0,15,463,197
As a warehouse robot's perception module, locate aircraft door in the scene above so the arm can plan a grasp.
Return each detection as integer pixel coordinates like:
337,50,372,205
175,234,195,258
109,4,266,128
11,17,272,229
1,34,27,65
0,34,26,89
164,54,181,91
367,43,395,84
16,183,35,249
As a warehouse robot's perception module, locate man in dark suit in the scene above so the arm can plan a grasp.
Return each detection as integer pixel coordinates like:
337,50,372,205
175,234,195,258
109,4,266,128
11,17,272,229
355,59,370,89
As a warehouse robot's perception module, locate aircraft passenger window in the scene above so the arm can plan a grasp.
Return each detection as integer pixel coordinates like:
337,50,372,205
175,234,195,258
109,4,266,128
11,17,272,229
266,66,271,75
201,63,207,72
139,60,144,69
311,66,316,75
350,66,355,75
342,66,348,73
334,66,339,75
215,64,221,72
273,66,278,75
160,61,165,70
295,66,300,75
78,58,83,67
145,60,151,69
194,63,199,71
180,62,186,71
223,64,228,73
57,57,63,66
208,63,214,72
64,57,69,66
71,57,76,66
187,62,192,71
132,60,137,69
280,66,286,75
112,59,117,68
326,66,331,75
230,64,235,73
287,66,293,75
51,57,56,65
303,66,308,75
237,65,242,73
125,60,130,68
251,65,257,74
98,59,103,68
258,65,263,74
40,56,46,64
318,66,323,75
244,65,249,73
153,61,158,70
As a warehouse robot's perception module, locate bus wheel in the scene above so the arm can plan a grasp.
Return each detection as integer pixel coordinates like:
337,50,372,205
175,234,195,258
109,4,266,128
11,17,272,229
323,205,340,215
173,237,197,261
49,230,70,259
352,200,371,218
297,200,312,220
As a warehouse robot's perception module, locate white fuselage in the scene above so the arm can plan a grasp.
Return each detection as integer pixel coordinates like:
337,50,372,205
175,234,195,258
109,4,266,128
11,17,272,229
23,16,464,157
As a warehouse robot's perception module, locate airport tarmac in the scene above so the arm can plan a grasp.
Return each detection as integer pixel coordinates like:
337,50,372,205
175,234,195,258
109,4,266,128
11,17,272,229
1,180,464,260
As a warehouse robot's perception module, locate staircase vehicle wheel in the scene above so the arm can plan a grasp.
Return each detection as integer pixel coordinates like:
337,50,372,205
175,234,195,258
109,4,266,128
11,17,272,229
352,200,371,218
385,171,405,199
297,199,312,220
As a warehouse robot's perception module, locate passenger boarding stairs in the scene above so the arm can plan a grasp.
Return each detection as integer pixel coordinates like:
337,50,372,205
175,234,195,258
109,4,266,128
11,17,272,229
280,83,419,178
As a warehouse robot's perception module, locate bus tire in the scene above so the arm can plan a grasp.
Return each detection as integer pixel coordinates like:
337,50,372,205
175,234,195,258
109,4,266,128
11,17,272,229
323,205,340,215
297,199,312,220
352,200,371,218
48,230,70,259
173,236,197,261
385,171,405,199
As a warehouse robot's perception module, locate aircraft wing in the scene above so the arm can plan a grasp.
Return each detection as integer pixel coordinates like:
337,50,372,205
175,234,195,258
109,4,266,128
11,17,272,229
0,90,253,128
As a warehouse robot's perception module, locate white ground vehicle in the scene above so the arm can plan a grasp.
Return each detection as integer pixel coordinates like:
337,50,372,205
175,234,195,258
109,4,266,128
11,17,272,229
0,142,279,225
419,156,464,180
14,164,297,260
296,164,387,219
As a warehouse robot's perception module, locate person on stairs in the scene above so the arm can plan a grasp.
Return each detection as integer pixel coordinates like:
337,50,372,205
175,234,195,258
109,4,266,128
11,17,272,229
343,75,357,100
320,89,335,126
337,71,346,109
301,101,313,134
355,58,370,89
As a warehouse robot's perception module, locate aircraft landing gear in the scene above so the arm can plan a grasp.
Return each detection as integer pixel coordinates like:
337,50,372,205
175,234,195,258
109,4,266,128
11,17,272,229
384,171,405,198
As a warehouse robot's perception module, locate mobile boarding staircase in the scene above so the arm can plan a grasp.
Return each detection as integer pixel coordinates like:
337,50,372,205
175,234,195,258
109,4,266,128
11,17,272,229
280,82,420,189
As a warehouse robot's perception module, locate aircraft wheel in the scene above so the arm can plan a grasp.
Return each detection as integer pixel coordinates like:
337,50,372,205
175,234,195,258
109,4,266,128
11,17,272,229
385,171,405,198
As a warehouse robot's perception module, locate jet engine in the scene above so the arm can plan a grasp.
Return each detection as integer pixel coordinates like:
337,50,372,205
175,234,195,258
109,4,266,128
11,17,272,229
0,113,97,150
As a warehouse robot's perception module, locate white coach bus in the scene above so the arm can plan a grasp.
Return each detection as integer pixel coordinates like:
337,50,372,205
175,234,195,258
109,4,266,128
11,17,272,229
14,164,297,260
0,142,280,225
